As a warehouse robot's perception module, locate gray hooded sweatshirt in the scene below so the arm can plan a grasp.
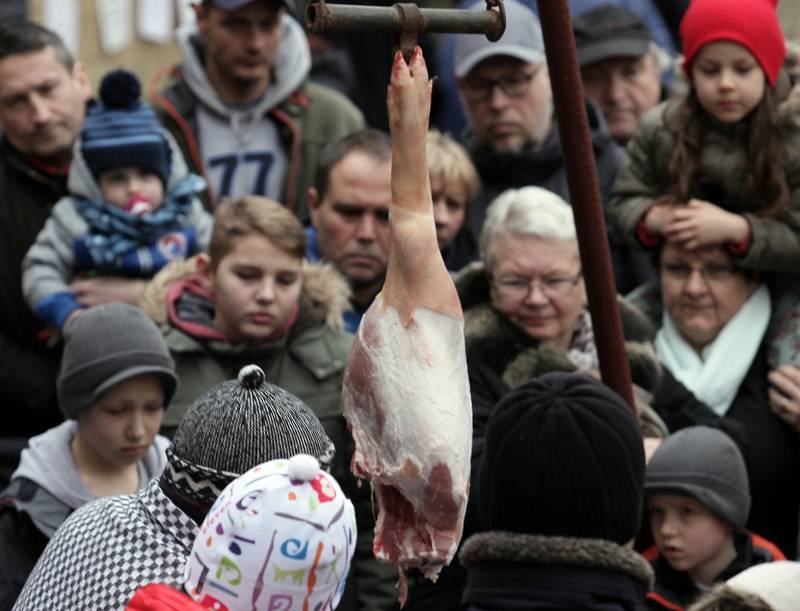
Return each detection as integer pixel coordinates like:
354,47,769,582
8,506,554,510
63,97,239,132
175,15,311,200
11,420,169,537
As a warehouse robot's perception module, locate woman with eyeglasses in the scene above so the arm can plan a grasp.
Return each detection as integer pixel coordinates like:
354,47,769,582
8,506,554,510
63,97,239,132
455,187,664,491
629,242,800,558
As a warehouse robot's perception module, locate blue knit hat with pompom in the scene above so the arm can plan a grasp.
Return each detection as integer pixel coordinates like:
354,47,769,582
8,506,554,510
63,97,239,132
81,69,171,186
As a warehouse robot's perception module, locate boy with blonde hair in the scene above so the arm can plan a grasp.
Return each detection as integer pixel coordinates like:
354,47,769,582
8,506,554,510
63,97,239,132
140,194,397,609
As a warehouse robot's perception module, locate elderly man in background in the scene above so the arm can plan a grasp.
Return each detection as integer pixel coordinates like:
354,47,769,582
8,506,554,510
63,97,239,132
574,4,669,146
454,0,657,293
454,0,619,240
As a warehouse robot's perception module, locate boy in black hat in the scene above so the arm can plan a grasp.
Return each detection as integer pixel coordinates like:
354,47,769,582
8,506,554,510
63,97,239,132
644,426,785,610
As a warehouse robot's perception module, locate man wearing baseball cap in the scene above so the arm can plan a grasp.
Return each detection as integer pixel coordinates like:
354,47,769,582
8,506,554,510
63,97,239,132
150,0,365,218
453,0,647,292
574,4,668,145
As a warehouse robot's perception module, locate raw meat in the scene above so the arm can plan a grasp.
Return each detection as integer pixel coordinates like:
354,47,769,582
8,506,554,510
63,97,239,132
341,47,472,605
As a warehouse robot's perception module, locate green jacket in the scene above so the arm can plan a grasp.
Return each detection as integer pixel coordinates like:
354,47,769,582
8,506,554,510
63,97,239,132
141,258,398,611
609,82,800,274
149,66,365,220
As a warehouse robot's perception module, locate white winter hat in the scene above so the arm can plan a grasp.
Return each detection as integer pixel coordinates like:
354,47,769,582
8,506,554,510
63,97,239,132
183,454,357,611
726,561,800,611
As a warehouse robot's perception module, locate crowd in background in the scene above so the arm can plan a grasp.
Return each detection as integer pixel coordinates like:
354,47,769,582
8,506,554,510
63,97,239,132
2,0,800,610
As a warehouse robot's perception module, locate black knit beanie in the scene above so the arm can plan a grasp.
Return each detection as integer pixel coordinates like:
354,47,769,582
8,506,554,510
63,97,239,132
163,364,335,506
479,371,645,544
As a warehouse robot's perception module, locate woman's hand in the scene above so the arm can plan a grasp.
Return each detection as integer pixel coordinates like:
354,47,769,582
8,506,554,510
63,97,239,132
664,199,749,250
768,364,800,432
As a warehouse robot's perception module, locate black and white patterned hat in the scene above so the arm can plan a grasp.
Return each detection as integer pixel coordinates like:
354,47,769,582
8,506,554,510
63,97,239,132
163,364,335,506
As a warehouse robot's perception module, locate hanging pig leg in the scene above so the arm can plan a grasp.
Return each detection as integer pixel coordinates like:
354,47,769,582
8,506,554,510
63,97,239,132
341,47,472,606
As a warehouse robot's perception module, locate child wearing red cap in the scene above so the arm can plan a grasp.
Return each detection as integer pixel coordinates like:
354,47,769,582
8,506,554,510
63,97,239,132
609,0,800,372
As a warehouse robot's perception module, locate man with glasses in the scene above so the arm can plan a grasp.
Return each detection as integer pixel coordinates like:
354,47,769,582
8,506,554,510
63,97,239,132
453,0,621,245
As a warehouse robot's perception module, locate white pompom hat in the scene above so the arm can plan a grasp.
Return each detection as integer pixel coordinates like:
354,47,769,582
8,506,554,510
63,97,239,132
726,561,800,611
183,454,357,611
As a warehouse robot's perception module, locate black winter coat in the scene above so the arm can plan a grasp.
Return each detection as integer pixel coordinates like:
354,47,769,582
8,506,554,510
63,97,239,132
460,532,653,611
0,139,65,438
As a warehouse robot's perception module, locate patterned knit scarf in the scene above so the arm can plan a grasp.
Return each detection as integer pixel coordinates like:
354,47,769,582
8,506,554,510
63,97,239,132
73,173,205,268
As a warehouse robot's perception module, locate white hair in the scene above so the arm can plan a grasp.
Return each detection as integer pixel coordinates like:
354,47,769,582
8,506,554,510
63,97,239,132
479,186,577,267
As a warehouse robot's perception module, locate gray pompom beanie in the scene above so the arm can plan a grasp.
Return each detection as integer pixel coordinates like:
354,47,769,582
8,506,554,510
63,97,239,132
57,303,177,418
163,364,336,506
645,426,751,530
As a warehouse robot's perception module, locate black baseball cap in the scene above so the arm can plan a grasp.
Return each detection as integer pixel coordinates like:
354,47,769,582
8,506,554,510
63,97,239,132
573,4,652,67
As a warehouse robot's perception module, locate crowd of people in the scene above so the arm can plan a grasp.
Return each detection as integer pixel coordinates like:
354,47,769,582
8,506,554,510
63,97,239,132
1,0,800,609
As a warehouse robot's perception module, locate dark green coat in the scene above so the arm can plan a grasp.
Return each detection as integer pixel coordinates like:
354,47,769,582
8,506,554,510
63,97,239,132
141,258,399,611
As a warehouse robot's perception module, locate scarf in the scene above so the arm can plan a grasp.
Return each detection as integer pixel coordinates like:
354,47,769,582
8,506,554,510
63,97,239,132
568,308,599,371
655,284,771,416
166,275,299,345
73,173,205,268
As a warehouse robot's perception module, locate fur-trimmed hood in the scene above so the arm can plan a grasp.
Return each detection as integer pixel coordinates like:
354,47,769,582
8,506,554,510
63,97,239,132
460,531,654,590
454,261,661,393
140,255,352,336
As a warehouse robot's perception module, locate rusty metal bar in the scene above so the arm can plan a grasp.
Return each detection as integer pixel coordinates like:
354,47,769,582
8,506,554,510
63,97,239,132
536,0,635,412
305,0,505,40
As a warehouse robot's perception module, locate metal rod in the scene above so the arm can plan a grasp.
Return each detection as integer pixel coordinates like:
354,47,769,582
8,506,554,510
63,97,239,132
536,0,636,412
306,1,505,40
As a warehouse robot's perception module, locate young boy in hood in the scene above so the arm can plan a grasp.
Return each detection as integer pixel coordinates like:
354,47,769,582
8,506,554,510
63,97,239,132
0,303,176,608
644,426,784,610
21,69,212,332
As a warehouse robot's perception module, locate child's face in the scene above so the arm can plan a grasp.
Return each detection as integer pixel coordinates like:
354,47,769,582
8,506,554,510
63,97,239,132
691,41,766,124
431,175,468,251
77,373,166,468
648,493,735,585
98,166,164,210
209,233,303,343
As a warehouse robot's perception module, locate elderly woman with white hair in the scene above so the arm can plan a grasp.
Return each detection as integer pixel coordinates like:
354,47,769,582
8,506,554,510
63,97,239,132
456,187,662,447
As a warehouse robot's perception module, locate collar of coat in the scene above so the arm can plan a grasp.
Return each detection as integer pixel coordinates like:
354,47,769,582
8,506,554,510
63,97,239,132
459,531,654,590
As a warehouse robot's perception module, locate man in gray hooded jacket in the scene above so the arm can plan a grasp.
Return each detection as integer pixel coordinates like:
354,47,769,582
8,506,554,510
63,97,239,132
150,0,365,219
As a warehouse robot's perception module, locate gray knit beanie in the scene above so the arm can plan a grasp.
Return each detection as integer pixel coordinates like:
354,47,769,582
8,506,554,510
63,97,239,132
57,303,177,419
163,364,335,506
645,426,750,530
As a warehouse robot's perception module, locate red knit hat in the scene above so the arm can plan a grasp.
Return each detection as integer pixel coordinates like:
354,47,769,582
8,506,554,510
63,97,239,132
680,0,785,87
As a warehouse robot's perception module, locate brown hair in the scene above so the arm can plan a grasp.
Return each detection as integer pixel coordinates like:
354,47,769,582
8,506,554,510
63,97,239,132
667,88,788,216
209,196,307,268
0,21,74,70
427,128,481,204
